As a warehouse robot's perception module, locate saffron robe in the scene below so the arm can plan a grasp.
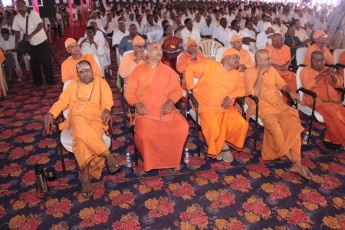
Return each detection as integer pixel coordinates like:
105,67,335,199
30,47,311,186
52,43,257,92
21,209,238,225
300,66,345,148
244,67,304,160
125,62,189,172
119,52,147,88
265,44,297,93
49,77,114,179
185,60,249,158
339,51,345,78
303,44,334,66
176,51,208,89
61,54,102,83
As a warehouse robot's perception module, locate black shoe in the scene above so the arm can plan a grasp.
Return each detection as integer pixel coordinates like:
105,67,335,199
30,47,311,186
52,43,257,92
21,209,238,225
322,140,340,150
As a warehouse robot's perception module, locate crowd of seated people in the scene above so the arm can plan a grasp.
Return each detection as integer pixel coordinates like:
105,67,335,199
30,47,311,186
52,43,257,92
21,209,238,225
34,0,345,196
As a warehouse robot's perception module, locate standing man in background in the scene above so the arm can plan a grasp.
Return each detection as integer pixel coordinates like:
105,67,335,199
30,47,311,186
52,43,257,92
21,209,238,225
13,0,54,86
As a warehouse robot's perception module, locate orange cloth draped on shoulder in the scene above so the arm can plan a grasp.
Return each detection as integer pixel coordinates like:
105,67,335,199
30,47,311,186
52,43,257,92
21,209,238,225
265,44,297,92
176,51,208,89
244,66,304,160
185,60,248,158
303,44,334,66
239,49,254,69
119,52,147,87
61,54,102,83
300,66,345,148
339,51,345,78
125,62,189,172
49,77,114,179
0,49,5,97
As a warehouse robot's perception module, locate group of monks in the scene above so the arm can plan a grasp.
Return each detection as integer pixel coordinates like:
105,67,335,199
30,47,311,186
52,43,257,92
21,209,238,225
43,5,345,197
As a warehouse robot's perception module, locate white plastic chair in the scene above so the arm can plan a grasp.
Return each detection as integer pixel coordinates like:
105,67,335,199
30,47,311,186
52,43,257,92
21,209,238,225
0,63,8,97
58,80,111,172
296,47,308,66
215,47,255,64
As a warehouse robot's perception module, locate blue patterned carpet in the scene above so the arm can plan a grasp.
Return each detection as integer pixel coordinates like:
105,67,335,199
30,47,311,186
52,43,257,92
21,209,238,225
1,26,345,230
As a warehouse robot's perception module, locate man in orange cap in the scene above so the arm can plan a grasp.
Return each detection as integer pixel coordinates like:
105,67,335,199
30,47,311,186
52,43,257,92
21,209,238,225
303,30,334,66
244,49,312,179
300,51,345,150
230,35,254,76
185,48,249,162
61,38,102,83
119,36,147,87
176,39,208,89
265,33,297,95
125,42,189,172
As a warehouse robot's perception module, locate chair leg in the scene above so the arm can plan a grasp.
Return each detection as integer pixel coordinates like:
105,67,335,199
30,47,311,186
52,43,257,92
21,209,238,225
134,144,138,167
59,142,66,173
195,108,200,157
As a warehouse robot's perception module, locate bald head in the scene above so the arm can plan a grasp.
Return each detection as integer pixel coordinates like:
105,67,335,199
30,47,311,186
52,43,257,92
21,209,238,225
272,33,284,49
147,42,163,62
255,49,271,67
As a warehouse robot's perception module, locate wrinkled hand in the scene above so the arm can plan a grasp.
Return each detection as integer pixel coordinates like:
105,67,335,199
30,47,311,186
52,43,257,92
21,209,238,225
135,102,149,115
258,65,270,75
25,34,33,41
239,64,247,72
325,67,336,76
284,60,291,71
289,91,301,104
221,96,232,110
44,113,54,134
161,99,174,114
190,53,198,60
102,109,111,124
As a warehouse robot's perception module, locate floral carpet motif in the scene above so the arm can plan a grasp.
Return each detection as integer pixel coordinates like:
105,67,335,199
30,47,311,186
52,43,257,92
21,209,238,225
0,26,345,230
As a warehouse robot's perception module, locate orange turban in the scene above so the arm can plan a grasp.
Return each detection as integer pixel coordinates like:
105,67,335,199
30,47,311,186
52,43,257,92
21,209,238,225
133,36,145,46
186,39,197,49
221,48,240,60
313,30,326,39
231,35,242,43
65,38,77,49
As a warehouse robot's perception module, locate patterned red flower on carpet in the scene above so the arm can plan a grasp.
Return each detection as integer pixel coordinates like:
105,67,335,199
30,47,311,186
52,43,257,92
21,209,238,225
206,189,235,208
46,198,72,218
109,190,135,209
18,190,41,207
322,176,341,189
232,151,254,163
287,209,310,225
169,182,195,200
112,213,140,230
195,171,219,186
139,177,164,192
261,183,291,200
231,176,251,191
179,204,208,229
79,206,109,227
27,153,50,165
247,164,270,178
22,171,36,186
242,196,271,223
55,159,76,172
298,188,327,210
329,163,345,175
0,163,22,177
9,148,29,160
145,197,174,217
9,214,41,230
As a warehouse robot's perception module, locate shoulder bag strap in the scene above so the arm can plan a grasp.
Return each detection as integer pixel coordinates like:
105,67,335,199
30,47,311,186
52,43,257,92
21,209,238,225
25,11,29,36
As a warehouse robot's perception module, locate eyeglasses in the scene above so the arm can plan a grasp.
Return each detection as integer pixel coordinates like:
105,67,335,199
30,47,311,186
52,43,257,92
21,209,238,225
78,69,91,74
311,58,326,62
135,45,145,48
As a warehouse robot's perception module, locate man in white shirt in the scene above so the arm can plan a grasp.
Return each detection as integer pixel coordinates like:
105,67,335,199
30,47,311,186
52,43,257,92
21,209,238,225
104,13,117,36
0,28,22,80
180,18,201,48
256,22,274,50
136,14,144,35
78,26,104,66
193,13,203,32
13,0,54,86
212,18,231,47
240,20,257,52
294,10,308,28
273,18,287,36
125,13,136,28
112,21,129,47
228,19,241,43
293,19,309,43
200,15,216,39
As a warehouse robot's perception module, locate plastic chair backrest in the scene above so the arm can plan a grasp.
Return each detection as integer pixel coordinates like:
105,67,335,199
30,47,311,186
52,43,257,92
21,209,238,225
63,80,73,118
215,46,228,62
116,47,122,66
296,47,308,66
123,50,134,58
176,52,184,66
198,39,223,59
296,67,304,101
333,49,345,64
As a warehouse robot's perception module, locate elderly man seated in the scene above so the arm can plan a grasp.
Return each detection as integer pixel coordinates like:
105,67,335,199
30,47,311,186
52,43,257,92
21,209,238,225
300,51,345,150
185,48,249,162
61,38,101,83
230,35,254,76
244,50,312,179
303,30,334,66
125,42,189,172
44,60,117,198
119,36,147,88
176,39,208,89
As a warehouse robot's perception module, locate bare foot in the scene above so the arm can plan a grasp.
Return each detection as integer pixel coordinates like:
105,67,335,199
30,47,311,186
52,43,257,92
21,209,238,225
105,154,120,174
223,149,233,163
81,181,94,198
289,165,313,180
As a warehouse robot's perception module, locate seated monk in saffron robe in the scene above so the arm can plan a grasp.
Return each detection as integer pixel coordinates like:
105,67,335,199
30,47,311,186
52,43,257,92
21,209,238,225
44,60,118,198
125,42,189,172
185,48,249,162
265,33,296,93
176,39,208,89
230,35,254,77
119,36,147,88
303,30,334,66
244,50,313,179
61,38,102,83
300,51,345,149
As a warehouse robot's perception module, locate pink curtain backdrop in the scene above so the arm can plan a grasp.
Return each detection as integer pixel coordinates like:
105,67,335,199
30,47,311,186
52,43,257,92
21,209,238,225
68,0,74,37
32,0,39,14
80,0,85,26
86,0,90,20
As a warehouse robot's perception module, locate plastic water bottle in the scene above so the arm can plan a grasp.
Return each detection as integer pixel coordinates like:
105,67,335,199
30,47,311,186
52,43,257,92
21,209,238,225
184,148,190,164
126,153,132,168
303,132,309,144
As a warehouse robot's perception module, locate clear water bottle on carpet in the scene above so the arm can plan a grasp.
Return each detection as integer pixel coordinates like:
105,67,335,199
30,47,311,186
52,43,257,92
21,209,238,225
184,148,190,165
303,131,309,144
126,153,132,168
